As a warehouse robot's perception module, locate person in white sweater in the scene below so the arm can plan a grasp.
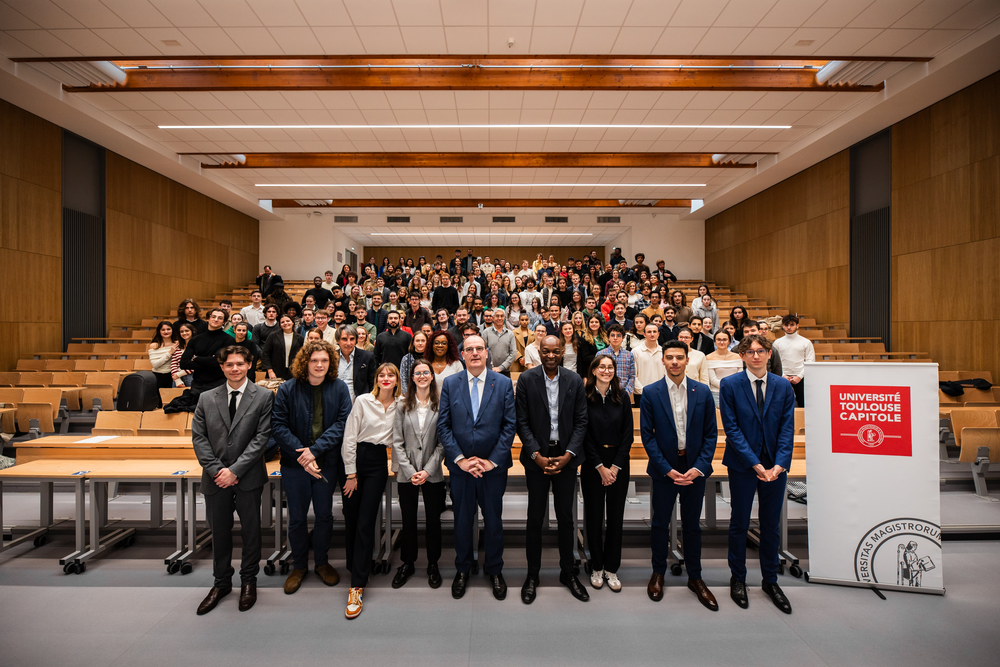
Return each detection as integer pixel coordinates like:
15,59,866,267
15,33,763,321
691,294,719,332
770,314,815,407
677,328,709,385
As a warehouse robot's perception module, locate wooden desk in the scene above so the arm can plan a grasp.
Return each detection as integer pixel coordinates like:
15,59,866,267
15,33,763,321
15,435,195,463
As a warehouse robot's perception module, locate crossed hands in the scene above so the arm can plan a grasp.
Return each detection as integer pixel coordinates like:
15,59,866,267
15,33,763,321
214,468,238,488
410,470,430,485
753,464,783,483
458,457,495,478
667,468,702,486
296,447,322,480
597,465,617,486
534,452,572,476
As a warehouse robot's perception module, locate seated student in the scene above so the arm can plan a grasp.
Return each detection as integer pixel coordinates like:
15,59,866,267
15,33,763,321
175,298,208,336
261,315,305,381
692,293,719,333
253,305,281,343
218,299,233,319
224,312,252,340
180,308,236,392
688,317,715,355
283,302,302,330
148,321,178,390
677,327,709,384
171,322,196,387
297,308,316,338
265,286,292,315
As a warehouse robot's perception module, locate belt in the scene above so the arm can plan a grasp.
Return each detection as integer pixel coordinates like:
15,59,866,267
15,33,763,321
358,441,386,448
549,440,559,445
677,449,687,456
600,444,615,449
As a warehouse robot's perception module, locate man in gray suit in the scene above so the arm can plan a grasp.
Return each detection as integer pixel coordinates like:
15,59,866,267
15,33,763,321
192,345,274,615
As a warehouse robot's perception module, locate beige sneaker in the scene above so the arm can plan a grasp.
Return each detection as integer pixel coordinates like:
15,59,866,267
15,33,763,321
606,572,622,592
345,587,363,619
590,568,605,589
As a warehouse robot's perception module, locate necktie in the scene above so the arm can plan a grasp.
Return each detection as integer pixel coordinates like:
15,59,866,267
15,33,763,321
755,379,773,469
755,379,764,417
229,390,238,421
470,377,479,422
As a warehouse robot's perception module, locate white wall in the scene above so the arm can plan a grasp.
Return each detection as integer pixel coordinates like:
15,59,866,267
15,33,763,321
609,214,705,280
259,218,359,279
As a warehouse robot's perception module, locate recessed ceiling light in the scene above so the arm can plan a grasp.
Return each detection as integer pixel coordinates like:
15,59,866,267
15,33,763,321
255,183,706,188
161,39,181,47
158,123,790,131
795,40,815,47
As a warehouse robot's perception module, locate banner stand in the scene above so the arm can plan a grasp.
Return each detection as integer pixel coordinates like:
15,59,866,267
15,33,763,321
804,362,945,596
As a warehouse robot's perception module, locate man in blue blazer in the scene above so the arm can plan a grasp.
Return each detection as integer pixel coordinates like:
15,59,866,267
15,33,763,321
438,334,517,601
719,334,796,614
640,340,719,611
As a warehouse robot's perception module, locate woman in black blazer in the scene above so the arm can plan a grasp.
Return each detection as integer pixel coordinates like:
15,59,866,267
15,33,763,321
261,315,305,380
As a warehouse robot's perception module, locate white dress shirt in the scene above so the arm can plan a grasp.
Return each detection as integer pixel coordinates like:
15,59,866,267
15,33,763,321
340,348,355,402
226,377,249,414
667,376,688,451
240,304,266,327
342,393,396,475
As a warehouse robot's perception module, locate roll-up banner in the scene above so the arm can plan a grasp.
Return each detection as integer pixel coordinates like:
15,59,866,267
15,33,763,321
804,362,944,595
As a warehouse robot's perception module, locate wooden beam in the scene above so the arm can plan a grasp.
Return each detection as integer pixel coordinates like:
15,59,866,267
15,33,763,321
191,152,761,169
62,66,883,93
271,198,692,208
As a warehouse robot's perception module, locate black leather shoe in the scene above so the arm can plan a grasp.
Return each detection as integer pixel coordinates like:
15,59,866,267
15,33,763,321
521,574,539,604
559,571,590,602
196,586,231,615
392,562,415,589
490,573,507,600
238,582,256,612
730,577,749,609
427,563,442,589
763,582,792,614
451,572,469,599
647,572,664,602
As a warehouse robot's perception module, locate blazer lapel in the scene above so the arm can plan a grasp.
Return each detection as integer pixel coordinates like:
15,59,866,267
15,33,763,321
762,373,776,418
456,370,474,422
657,381,677,432
686,383,698,433
476,371,496,425
217,386,233,431
230,383,256,430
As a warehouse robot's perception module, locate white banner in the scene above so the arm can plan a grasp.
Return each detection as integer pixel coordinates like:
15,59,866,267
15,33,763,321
805,362,944,595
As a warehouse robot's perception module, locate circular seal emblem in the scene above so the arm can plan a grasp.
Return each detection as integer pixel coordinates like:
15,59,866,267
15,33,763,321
854,518,941,587
857,424,884,448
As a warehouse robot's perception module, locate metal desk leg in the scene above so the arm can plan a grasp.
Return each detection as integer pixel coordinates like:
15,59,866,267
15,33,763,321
165,478,186,571
379,479,395,573
778,494,801,577
59,478,88,566
571,473,581,565
266,476,290,576
40,481,53,526
74,480,134,571
576,476,591,572
150,482,163,529
261,481,272,530
471,505,481,575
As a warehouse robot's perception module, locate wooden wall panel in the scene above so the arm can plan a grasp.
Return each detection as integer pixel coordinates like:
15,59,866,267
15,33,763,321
0,100,62,370
105,152,259,327
705,151,851,325
891,70,1000,381
362,246,602,271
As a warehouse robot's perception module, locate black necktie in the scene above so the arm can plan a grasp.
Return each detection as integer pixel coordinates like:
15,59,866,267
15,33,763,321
755,379,773,468
229,390,238,421
755,379,764,416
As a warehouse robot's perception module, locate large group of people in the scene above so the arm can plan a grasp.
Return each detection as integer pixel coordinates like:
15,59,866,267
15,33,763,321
180,247,812,620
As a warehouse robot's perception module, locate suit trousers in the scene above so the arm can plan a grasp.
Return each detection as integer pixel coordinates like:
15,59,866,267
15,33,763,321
792,378,805,408
282,462,335,571
397,480,446,566
525,462,577,575
204,485,262,587
342,444,389,588
580,462,629,573
728,467,787,584
650,469,706,580
451,466,507,576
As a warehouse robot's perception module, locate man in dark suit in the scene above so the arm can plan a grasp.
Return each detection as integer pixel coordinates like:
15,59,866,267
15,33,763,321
192,345,274,615
336,324,375,400
256,265,283,299
438,335,516,601
515,335,589,603
720,334,796,614
640,340,719,610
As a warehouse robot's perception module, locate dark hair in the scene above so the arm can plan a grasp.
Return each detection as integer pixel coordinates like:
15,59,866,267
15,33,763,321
176,322,196,349
176,299,201,321
216,345,252,365
250,289,261,297
427,330,460,363
402,359,440,413
736,334,772,355
677,327,693,338
714,329,731,344
263,305,278,316
662,340,689,357
151,320,177,347
206,307,226,322
284,302,302,317
585,355,622,404
606,323,625,337
782,314,800,326
741,320,761,332
219,299,232,307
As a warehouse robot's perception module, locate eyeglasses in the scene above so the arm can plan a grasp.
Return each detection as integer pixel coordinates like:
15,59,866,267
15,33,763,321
464,346,486,353
412,371,432,377
744,349,769,357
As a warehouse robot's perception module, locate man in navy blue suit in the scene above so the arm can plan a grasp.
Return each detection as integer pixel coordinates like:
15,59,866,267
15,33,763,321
438,335,516,602
640,340,719,611
719,334,796,614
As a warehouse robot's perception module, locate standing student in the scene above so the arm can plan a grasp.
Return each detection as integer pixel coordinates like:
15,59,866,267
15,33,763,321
720,334,796,615
640,340,719,611
770,315,814,407
374,311,412,369
170,322,195,387
437,335,517,601
390,360,446,590
515,336,590,603
677,328,709,384
192,346,273,615
580,356,633,593
633,322,664,406
706,330,742,405
261,315,304,381
271,340,352,595
596,324,636,397
341,363,401,618
180,308,236,392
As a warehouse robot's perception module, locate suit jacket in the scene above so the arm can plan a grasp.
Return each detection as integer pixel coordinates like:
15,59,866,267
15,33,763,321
391,398,445,483
640,377,717,479
260,331,304,380
256,273,283,298
514,366,588,468
350,348,376,397
437,369,516,471
719,372,795,473
192,381,273,494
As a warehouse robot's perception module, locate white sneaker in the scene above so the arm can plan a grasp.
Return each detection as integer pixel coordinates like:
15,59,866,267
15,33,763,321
345,587,363,619
606,572,622,592
590,568,605,589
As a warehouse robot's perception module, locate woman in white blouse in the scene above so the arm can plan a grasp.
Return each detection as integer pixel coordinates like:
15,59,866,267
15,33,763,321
341,362,401,619
523,323,548,369
147,321,177,391
705,330,742,404
558,321,578,374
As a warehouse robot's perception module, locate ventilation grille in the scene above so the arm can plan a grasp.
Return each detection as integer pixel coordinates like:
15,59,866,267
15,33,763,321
440,216,463,223
334,215,358,223
492,216,515,223
387,216,410,223
597,216,621,223
545,216,568,223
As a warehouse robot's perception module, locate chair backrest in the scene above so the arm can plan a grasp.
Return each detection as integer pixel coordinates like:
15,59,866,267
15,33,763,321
85,372,124,393
49,372,87,387
939,371,961,382
950,410,998,448
73,360,105,371
137,428,185,437
813,344,833,354
0,372,19,387
159,387,185,404
90,428,136,436
140,410,188,433
103,359,135,372
43,360,75,372
0,388,25,406
18,372,53,387
21,388,63,418
80,386,116,411
133,359,153,371
94,410,142,433
92,343,121,354
132,330,152,340
16,404,55,434
957,370,994,383
794,407,805,435
66,343,95,353
15,359,45,371
859,343,885,353
831,343,859,354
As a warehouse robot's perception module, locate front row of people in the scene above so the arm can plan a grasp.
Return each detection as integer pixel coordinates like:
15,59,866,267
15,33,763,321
192,331,796,619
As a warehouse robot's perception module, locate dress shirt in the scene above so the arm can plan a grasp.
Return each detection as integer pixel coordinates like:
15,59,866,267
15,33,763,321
545,371,560,442
596,345,636,395
226,377,249,414
771,331,815,378
415,399,430,431
633,342,664,395
340,348,355,401
667,376,688,451
746,368,768,399
342,393,396,475
240,304,266,327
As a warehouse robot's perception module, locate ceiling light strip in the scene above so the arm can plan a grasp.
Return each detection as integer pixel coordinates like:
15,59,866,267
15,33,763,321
255,183,706,188
159,123,790,130
369,232,594,237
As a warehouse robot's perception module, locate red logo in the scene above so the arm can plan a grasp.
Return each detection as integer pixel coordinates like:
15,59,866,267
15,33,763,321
830,385,912,457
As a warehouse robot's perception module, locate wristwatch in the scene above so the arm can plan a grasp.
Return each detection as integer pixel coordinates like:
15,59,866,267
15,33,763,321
530,451,539,460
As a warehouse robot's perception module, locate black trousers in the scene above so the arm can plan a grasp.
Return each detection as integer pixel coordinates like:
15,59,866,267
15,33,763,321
204,485,262,587
792,378,805,407
580,459,629,573
397,480,446,566
342,443,389,588
525,453,577,575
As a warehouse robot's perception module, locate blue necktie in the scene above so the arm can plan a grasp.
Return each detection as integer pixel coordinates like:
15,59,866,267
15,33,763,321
471,377,479,422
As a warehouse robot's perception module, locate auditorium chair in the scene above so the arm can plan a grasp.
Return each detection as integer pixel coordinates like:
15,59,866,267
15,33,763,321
953,410,1000,498
94,410,141,435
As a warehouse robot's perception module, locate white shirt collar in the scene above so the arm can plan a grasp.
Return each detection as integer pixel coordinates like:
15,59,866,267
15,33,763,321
227,377,249,395
340,347,355,363
668,375,687,393
468,366,489,384
746,368,768,386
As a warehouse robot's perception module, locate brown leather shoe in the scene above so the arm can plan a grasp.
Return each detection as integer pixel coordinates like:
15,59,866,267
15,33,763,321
647,572,664,602
238,582,257,612
688,579,719,611
315,563,340,587
196,586,231,615
284,568,307,594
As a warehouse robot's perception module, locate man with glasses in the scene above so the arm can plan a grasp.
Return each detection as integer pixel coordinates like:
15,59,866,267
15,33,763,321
719,334,796,615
